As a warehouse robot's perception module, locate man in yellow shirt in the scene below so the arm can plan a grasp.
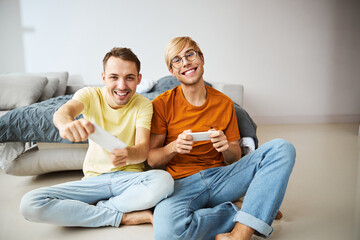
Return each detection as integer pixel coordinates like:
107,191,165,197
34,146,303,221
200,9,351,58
20,47,174,227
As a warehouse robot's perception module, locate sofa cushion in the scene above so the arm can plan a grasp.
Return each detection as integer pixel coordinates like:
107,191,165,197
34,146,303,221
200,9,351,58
39,77,60,101
8,72,69,97
0,75,48,110
45,72,69,96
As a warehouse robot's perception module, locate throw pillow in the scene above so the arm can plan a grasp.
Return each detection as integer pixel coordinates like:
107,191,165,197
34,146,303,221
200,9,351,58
8,71,69,97
37,72,69,97
0,75,48,110
39,77,60,101
136,78,156,93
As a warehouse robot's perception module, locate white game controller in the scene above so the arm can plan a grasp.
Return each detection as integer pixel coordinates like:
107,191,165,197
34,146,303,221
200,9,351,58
186,132,211,141
88,122,127,152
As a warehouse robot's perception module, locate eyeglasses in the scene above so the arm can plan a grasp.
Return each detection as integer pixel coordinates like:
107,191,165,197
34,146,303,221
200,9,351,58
170,49,198,69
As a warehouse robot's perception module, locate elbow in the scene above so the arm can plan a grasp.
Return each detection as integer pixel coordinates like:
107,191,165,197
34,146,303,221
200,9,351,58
147,157,157,168
147,153,163,169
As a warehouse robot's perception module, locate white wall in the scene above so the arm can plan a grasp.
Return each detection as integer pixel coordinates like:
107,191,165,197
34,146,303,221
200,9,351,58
0,0,25,73
3,0,360,123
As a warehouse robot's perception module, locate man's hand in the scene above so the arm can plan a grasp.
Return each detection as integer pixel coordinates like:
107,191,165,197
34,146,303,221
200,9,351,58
172,129,194,154
209,129,229,152
110,148,129,167
59,119,94,142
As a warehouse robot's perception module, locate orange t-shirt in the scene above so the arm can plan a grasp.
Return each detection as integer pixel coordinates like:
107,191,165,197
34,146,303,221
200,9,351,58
151,85,240,179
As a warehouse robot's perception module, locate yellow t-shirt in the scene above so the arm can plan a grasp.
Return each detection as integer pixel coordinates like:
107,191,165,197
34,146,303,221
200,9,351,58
73,87,153,178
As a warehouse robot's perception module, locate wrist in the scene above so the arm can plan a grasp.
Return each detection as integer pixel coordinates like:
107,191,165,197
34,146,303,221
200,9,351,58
169,141,178,154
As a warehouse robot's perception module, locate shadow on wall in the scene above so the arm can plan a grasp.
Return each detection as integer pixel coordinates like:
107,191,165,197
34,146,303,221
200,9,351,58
329,1,360,121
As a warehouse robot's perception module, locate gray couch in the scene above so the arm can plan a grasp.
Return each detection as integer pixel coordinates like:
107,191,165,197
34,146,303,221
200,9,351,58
0,73,255,176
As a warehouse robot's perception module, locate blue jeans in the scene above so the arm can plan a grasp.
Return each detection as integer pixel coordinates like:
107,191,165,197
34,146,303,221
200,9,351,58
153,139,296,240
20,169,174,227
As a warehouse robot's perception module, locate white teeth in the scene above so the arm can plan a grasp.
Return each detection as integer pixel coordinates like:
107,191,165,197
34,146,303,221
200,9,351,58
184,69,195,75
115,91,127,96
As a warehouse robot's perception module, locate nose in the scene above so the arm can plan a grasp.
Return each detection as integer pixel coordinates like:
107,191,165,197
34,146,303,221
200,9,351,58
182,56,191,68
116,78,128,90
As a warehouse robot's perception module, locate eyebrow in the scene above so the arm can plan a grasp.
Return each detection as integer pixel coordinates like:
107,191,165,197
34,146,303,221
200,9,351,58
173,49,196,59
125,73,136,77
108,73,136,77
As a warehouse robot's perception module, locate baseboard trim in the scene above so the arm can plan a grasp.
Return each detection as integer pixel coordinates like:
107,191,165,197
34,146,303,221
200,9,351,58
253,114,360,125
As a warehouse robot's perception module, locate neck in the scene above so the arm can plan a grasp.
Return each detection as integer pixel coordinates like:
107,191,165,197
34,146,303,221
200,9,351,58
181,79,207,107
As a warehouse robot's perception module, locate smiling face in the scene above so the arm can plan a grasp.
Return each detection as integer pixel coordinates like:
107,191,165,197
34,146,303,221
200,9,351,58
169,44,205,86
102,56,141,109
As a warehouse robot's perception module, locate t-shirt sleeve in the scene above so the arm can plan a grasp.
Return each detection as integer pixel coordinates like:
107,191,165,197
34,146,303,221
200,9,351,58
224,102,241,142
135,99,153,130
72,87,92,115
151,96,167,134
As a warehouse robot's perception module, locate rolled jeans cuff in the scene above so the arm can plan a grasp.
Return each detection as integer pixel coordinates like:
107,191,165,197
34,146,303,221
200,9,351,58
114,212,123,227
233,211,273,238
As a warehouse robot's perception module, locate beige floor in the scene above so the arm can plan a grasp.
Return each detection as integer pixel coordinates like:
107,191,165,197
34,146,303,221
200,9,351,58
0,123,359,240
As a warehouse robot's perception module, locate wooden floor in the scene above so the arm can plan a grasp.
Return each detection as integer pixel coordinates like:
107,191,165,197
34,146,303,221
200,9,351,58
0,123,359,240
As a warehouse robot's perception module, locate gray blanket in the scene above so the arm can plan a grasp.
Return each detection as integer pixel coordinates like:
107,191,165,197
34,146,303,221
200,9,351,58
0,76,257,147
0,95,81,143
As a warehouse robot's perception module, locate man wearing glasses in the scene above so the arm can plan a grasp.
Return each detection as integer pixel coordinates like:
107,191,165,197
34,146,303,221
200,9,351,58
148,36,296,240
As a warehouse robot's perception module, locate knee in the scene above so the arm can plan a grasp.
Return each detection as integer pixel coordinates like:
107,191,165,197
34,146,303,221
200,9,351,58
140,170,174,208
149,170,174,197
270,138,296,167
19,188,48,222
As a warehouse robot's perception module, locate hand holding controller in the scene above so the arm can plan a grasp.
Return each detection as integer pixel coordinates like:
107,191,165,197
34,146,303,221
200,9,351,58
88,122,127,152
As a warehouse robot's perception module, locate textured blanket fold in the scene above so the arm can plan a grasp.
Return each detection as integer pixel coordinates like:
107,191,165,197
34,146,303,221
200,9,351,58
0,95,80,143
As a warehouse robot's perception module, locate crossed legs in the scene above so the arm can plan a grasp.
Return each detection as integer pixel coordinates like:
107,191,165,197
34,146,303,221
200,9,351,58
20,170,173,227
153,139,295,240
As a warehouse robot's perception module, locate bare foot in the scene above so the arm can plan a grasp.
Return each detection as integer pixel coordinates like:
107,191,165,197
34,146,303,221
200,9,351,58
215,233,234,240
216,222,254,240
275,210,283,220
120,210,153,225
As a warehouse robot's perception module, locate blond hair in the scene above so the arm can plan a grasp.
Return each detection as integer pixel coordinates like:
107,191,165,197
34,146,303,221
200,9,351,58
165,36,203,71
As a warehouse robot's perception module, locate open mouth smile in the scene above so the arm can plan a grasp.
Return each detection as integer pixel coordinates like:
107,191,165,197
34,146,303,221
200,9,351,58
182,67,197,75
114,90,130,97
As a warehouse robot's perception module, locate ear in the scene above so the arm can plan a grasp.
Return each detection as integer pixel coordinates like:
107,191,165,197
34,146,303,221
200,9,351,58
169,68,176,77
137,73,142,85
101,72,106,84
200,55,205,65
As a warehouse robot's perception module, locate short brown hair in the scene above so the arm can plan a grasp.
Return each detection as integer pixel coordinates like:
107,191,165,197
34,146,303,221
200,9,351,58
103,47,141,73
165,36,203,71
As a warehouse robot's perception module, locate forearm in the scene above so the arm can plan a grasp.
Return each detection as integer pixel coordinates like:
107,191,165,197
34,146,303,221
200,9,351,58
223,143,242,165
53,99,83,130
126,142,150,164
148,141,177,168
53,108,75,130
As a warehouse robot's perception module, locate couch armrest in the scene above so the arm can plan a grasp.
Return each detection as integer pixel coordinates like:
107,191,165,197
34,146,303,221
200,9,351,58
210,82,244,107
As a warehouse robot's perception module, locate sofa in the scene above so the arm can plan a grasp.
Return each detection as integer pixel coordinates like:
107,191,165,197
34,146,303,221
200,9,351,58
0,72,257,176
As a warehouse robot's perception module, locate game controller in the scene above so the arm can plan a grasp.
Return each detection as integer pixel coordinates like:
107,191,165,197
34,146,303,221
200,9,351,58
186,132,211,141
88,122,127,152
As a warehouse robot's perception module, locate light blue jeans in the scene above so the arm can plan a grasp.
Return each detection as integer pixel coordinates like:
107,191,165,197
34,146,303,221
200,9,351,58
20,169,174,227
153,139,296,240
